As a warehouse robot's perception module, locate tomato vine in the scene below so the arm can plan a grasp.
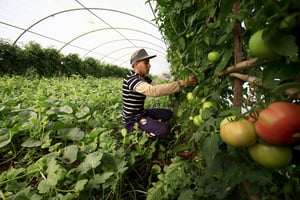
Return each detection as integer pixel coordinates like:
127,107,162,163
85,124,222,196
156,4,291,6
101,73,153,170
148,0,300,199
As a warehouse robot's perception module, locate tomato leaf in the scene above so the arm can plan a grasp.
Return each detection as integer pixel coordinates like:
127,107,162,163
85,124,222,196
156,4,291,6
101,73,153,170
178,189,194,200
262,61,300,89
265,31,298,57
202,133,220,167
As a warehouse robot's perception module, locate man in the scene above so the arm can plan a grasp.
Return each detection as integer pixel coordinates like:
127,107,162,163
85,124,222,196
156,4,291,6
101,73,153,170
122,49,198,138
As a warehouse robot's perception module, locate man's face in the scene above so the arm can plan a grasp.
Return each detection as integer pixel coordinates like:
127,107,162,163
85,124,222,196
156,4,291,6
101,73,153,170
134,59,151,75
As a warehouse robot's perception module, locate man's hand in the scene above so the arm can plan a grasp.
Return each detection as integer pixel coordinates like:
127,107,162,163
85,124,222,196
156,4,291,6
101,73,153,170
179,75,198,87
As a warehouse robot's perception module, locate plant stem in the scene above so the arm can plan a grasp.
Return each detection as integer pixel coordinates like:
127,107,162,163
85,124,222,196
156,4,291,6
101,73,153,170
218,57,259,76
229,73,262,86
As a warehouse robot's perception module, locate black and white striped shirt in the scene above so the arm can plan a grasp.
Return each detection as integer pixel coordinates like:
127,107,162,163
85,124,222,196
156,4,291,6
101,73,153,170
122,71,152,124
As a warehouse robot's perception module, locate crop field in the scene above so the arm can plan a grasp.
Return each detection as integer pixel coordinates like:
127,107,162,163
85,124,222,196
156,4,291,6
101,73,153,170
0,75,172,199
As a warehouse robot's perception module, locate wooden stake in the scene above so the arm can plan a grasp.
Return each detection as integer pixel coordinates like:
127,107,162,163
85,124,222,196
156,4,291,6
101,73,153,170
233,0,243,110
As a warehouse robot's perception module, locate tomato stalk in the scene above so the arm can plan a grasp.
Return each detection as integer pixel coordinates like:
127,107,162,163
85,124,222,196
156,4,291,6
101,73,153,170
218,57,259,76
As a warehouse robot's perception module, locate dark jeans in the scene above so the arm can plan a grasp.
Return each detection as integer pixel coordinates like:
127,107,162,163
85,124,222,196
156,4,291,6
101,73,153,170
124,108,173,138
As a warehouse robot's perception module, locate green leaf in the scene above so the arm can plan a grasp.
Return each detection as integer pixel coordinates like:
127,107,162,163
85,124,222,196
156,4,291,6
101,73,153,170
266,32,298,57
178,189,194,200
214,49,232,75
98,171,114,183
219,0,235,20
21,138,43,147
45,121,66,131
74,179,88,192
62,144,78,164
0,128,11,148
57,127,85,141
45,157,65,187
202,133,220,167
38,180,51,194
178,37,186,49
56,105,73,114
77,151,103,174
262,61,300,89
6,167,25,179
75,106,90,118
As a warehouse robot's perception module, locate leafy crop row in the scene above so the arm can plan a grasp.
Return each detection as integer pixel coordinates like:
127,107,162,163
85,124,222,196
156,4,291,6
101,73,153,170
0,75,172,199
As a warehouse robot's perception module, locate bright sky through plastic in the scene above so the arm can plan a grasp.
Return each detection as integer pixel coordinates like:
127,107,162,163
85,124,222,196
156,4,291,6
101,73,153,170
0,0,170,76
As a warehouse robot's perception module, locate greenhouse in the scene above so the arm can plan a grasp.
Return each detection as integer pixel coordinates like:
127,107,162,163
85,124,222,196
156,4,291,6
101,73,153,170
1,1,300,200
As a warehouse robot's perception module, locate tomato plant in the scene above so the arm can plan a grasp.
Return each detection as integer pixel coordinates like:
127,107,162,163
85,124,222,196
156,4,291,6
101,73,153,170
255,102,300,145
153,0,300,199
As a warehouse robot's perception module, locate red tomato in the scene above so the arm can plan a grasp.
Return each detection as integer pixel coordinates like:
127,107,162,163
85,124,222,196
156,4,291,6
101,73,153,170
255,102,300,145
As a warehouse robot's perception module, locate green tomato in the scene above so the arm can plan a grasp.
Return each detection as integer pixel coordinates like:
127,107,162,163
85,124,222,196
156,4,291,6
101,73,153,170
248,29,277,58
193,115,203,126
249,142,292,169
202,101,213,109
207,51,220,62
186,92,194,101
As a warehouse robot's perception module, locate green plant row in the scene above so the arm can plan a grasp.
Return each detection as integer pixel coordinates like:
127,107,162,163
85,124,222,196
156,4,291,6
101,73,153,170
0,75,172,199
0,40,130,78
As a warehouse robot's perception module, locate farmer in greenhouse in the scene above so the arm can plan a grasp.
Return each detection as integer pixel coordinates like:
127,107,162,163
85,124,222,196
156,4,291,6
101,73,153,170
122,48,198,138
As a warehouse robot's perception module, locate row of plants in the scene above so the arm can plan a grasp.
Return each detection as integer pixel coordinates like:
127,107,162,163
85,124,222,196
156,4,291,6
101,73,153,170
0,75,174,199
1,0,300,199
146,0,300,199
0,40,130,78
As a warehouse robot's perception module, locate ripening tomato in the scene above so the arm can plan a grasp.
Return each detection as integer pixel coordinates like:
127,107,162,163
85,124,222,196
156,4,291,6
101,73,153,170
220,119,257,147
249,142,292,169
255,102,300,145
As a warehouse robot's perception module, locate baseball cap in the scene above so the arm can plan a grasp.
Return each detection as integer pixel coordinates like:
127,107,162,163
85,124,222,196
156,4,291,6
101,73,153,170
130,49,156,64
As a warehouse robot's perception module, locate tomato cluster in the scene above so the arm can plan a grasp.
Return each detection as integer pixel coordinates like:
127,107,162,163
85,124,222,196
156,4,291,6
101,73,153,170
220,102,300,169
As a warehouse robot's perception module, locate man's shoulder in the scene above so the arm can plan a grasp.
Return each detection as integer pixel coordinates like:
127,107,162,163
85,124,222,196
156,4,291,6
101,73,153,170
124,71,139,81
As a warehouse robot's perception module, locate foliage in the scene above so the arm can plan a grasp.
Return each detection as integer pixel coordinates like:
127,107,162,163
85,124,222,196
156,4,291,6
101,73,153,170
0,75,172,199
0,41,130,78
1,0,300,199
146,0,300,199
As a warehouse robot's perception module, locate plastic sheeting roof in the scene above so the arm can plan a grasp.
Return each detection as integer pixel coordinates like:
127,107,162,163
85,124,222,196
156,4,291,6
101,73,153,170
0,0,170,75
